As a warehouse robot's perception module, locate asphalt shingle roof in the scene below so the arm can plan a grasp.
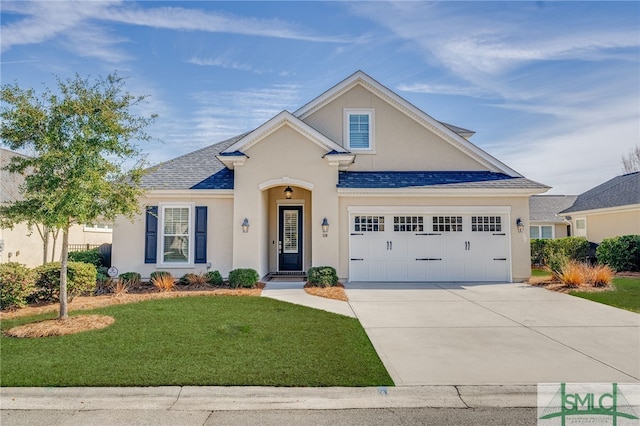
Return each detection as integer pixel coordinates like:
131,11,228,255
337,171,547,189
530,195,578,222
139,134,247,190
561,172,640,213
0,148,27,204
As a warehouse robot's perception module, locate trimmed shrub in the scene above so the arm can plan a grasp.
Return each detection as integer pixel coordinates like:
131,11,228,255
228,268,259,288
545,251,569,280
68,249,102,267
0,262,36,309
206,270,223,286
596,235,640,272
545,237,590,262
530,239,548,266
307,266,339,287
33,262,97,302
119,272,141,286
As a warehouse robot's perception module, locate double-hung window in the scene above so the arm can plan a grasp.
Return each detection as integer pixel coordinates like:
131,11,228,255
344,109,374,152
161,205,192,264
530,225,553,239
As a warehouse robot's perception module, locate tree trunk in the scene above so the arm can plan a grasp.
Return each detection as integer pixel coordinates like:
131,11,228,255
51,228,60,262
59,225,70,320
36,224,49,265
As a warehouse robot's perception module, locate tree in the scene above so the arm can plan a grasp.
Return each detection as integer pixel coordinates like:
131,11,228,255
622,145,640,173
0,72,156,319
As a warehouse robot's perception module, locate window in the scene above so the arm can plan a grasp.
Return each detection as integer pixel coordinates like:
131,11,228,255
530,225,553,239
576,219,586,230
84,222,113,232
283,210,299,253
471,216,502,232
433,216,463,232
394,216,423,232
345,109,374,151
161,206,191,263
354,215,385,232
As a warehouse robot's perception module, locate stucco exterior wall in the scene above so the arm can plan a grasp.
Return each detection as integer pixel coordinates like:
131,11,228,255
303,85,488,172
572,207,640,244
112,196,233,280
337,195,531,282
1,223,112,268
232,125,340,278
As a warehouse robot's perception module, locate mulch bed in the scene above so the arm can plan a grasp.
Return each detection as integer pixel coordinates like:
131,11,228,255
0,284,265,320
5,315,115,338
303,282,349,301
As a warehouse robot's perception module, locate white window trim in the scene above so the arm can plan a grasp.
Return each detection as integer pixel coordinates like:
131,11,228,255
344,108,375,153
158,202,195,267
83,223,113,233
574,218,587,237
529,224,555,239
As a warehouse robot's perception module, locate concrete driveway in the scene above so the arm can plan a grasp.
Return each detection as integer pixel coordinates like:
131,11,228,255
345,282,640,386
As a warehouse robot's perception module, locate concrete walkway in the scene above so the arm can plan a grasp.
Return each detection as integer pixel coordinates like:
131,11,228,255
261,281,356,317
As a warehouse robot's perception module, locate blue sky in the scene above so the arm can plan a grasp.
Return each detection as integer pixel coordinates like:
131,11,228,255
1,1,638,195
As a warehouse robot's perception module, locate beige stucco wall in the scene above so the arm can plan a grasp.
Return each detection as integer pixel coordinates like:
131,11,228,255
303,85,488,172
337,195,532,282
1,223,112,268
111,196,233,280
571,207,640,244
232,125,340,278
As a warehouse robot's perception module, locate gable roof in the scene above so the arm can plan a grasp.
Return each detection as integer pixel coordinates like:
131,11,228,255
139,134,246,190
561,172,640,214
530,195,578,222
294,70,521,177
221,110,349,155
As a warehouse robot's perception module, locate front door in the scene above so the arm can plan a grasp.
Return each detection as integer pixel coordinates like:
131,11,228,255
278,206,303,271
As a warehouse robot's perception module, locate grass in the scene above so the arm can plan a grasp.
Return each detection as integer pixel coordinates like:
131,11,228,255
570,276,640,313
531,268,552,277
1,296,393,387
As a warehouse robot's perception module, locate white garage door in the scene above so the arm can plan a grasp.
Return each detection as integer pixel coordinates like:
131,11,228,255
349,212,510,282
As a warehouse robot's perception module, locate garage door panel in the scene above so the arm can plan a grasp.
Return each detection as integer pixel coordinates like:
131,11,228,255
349,212,511,282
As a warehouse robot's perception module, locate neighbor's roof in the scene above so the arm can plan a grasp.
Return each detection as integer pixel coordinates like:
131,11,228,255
561,172,640,214
139,134,247,190
530,195,578,222
337,171,548,190
0,148,28,203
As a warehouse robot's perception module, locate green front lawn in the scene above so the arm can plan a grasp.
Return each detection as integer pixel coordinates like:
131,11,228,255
1,296,393,387
570,277,640,313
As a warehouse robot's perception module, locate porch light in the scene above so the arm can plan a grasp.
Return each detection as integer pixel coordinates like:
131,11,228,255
321,217,329,236
516,218,524,233
284,186,293,199
242,218,250,233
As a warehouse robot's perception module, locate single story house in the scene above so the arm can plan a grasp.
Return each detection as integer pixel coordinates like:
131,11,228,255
529,195,577,239
560,172,640,244
1,148,113,267
112,71,549,282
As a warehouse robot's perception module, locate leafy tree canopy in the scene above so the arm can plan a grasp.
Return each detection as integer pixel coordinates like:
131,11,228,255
0,72,156,230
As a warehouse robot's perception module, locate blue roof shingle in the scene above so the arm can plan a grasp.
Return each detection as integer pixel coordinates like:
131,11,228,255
337,171,516,188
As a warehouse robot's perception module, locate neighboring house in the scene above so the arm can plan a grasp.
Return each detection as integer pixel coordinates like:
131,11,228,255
112,71,549,282
0,148,113,267
529,195,577,239
560,172,640,244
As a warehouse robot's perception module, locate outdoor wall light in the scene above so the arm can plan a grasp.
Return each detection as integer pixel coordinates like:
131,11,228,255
516,218,524,233
242,218,250,233
321,217,329,237
284,186,293,199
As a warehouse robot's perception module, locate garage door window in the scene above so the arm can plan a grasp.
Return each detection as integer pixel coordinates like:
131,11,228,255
394,216,424,232
354,215,385,232
432,216,463,232
471,216,502,232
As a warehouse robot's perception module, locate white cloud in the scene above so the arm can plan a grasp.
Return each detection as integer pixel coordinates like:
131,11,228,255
187,56,265,74
398,83,490,98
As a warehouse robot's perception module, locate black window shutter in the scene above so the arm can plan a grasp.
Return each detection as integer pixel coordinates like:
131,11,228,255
144,206,158,264
194,206,207,264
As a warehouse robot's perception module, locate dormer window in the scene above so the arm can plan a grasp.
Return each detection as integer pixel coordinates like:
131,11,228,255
345,109,375,152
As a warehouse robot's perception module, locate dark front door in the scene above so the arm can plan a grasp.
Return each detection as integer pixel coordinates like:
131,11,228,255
278,206,303,271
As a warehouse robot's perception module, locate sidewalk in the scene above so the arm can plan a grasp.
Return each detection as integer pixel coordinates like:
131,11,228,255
0,385,538,411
